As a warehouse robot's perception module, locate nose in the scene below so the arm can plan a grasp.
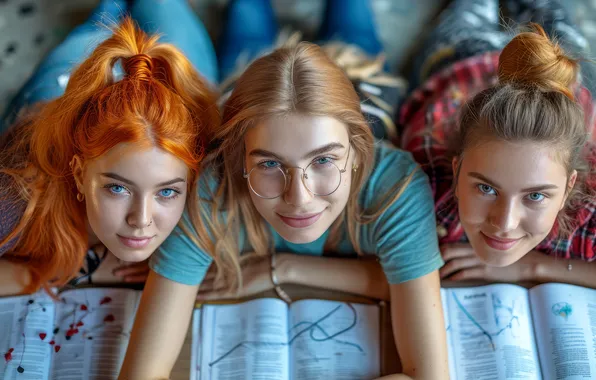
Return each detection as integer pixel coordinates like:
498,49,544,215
488,197,520,233
283,168,314,207
126,195,153,229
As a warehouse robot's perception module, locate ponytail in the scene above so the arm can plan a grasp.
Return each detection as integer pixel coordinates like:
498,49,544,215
0,18,218,293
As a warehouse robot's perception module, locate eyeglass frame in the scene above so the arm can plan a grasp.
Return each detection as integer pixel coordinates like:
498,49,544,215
242,144,353,199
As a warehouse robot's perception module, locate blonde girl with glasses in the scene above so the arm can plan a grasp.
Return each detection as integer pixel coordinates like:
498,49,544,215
120,0,449,379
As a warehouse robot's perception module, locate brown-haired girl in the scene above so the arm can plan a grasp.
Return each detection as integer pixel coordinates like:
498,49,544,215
401,0,596,287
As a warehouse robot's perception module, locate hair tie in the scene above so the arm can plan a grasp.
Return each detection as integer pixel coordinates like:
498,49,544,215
124,54,153,82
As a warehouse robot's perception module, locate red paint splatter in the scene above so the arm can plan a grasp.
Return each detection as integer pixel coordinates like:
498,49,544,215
54,345,61,353
80,304,88,311
103,314,115,323
39,333,47,341
99,297,112,305
4,348,13,363
49,340,55,346
76,321,84,327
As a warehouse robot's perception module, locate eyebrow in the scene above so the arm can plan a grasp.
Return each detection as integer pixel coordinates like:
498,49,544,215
101,173,186,187
468,172,559,192
248,142,346,161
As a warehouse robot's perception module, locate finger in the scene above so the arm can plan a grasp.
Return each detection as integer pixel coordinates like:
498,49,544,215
447,267,487,281
439,256,482,279
196,290,235,302
123,274,149,283
113,264,149,277
440,244,476,261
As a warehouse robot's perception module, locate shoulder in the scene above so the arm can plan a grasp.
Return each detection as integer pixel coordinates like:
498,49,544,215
360,141,434,211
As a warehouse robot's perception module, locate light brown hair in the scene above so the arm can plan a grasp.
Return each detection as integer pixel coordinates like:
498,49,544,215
452,23,594,235
184,42,413,291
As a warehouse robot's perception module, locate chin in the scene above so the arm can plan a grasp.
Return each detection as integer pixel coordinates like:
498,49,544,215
109,244,154,263
276,227,325,245
475,245,527,267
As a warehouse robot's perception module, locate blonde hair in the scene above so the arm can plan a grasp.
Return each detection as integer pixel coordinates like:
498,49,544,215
184,42,411,291
452,23,594,235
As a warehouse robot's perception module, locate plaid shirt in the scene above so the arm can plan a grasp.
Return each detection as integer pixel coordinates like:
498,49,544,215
399,51,596,261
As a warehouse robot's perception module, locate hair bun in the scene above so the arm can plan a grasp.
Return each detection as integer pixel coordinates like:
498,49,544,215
498,23,578,100
124,54,153,82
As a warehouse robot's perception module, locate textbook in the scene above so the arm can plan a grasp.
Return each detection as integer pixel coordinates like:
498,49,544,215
0,287,140,380
190,298,381,380
442,283,596,380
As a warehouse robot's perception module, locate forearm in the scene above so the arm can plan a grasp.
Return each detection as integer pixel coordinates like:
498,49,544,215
390,271,449,379
535,254,596,288
277,253,390,300
119,271,199,380
0,259,31,296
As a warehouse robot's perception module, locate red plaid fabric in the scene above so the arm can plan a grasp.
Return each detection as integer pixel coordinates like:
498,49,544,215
400,51,596,261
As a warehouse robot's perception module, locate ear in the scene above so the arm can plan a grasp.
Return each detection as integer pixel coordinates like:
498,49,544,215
452,156,460,198
560,169,578,210
71,155,85,194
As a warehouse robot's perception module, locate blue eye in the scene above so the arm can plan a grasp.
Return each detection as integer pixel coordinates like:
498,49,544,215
158,189,178,198
109,185,127,194
314,157,332,165
527,192,545,202
259,160,280,169
478,184,496,196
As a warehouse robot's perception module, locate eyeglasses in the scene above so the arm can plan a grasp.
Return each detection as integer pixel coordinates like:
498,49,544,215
243,145,352,199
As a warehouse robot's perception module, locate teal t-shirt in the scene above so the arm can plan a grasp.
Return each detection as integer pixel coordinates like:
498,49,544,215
150,141,444,285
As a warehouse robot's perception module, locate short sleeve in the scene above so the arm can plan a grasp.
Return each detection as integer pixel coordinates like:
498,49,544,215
149,216,213,285
361,145,444,284
149,173,217,285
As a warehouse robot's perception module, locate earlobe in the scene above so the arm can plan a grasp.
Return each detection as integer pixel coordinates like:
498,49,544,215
452,157,459,198
561,170,578,210
70,155,85,194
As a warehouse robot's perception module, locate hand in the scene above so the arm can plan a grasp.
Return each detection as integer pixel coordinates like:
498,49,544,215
79,245,150,284
112,259,151,283
197,254,273,301
439,243,541,282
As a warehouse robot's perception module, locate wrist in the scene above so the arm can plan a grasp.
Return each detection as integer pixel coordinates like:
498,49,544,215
527,251,550,282
275,253,294,285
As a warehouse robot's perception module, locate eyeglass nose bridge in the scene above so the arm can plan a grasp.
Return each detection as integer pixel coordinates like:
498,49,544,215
282,166,311,192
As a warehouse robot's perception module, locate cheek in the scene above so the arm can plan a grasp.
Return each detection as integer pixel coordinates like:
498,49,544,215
86,189,125,232
249,192,273,218
154,198,187,232
521,205,560,235
457,187,490,225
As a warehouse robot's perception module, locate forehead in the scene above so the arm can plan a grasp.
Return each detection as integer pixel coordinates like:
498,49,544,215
245,114,349,155
462,139,568,187
85,144,188,182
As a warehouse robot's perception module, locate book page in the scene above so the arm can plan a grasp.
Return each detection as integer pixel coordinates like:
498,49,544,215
48,288,140,380
0,291,55,380
198,298,290,380
529,283,596,379
445,285,541,379
288,299,380,380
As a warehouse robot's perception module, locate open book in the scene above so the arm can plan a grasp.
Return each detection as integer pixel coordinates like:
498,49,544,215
190,298,381,380
443,283,596,380
0,288,140,380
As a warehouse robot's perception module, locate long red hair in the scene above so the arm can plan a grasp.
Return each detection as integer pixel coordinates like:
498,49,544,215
0,18,219,293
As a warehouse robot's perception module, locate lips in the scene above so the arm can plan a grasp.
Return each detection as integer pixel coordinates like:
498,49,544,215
480,232,522,251
277,212,323,228
117,235,154,249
